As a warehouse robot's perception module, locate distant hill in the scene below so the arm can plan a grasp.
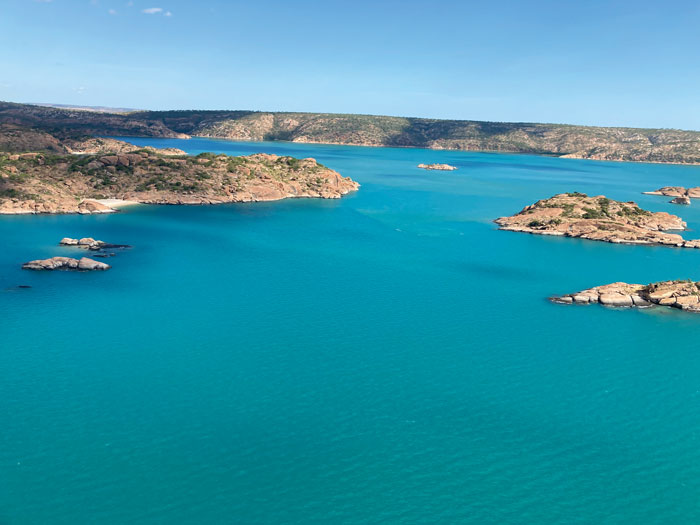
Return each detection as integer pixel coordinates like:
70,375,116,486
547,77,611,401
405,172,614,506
29,103,140,113
2,101,699,164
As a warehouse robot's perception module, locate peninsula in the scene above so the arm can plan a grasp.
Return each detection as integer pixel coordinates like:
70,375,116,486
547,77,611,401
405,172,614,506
551,280,700,313
2,101,700,165
495,193,700,247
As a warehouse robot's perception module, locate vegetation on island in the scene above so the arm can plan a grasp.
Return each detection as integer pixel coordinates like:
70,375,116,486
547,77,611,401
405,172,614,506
0,147,358,214
495,192,700,247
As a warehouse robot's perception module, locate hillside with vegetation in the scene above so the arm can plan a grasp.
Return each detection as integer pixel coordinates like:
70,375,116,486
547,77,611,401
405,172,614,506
1,101,700,164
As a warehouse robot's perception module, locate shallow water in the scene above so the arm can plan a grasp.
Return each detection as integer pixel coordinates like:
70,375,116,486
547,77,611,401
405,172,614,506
3,138,700,523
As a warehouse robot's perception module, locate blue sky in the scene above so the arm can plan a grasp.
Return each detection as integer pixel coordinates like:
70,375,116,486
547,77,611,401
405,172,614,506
1,0,699,129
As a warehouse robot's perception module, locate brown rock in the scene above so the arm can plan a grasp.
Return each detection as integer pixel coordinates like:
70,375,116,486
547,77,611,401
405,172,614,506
599,294,634,306
670,196,691,205
22,256,109,271
78,257,110,270
100,155,119,166
77,200,116,214
553,280,700,314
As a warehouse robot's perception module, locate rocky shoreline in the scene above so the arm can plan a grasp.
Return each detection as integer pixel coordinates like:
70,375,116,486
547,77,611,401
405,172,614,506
551,280,700,313
495,192,700,248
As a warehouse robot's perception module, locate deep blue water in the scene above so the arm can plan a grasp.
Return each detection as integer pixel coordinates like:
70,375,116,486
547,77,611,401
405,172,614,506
3,137,700,524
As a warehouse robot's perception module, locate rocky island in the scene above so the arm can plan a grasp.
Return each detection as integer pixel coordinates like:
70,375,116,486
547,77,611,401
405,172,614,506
0,146,359,214
643,186,700,204
495,192,700,247
22,256,110,271
418,163,457,171
551,280,700,313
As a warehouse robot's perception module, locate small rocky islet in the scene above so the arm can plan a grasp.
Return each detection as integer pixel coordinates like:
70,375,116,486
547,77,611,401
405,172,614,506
417,163,457,171
495,192,700,247
22,256,110,271
643,186,700,205
21,236,129,271
59,237,130,251
551,280,700,313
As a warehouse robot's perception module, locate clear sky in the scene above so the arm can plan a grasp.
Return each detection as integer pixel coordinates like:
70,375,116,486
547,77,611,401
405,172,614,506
1,0,699,130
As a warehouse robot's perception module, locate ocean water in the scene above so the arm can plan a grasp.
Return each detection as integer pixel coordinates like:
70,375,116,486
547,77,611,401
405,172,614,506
3,138,700,524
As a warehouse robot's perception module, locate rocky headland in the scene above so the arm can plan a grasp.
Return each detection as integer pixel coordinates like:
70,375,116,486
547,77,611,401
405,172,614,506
551,280,700,313
418,163,457,171
22,256,110,271
495,193,700,247
643,186,700,204
0,149,359,214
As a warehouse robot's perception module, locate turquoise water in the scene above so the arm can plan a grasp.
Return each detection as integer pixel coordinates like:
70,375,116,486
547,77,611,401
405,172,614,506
3,138,700,524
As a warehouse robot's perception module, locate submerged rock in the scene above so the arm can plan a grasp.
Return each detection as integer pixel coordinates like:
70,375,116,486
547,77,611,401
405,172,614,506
552,280,700,313
22,256,110,271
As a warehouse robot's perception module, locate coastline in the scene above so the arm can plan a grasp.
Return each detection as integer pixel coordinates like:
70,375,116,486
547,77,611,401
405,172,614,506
143,134,700,167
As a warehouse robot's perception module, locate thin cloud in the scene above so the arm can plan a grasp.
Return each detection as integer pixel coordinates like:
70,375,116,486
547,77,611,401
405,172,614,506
142,7,163,14
108,8,117,15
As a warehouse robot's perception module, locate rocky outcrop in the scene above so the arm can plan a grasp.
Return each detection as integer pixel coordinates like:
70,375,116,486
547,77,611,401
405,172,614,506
495,193,700,247
78,200,116,214
59,237,130,250
644,186,700,204
22,256,111,271
418,163,457,171
0,151,359,214
64,137,186,156
552,280,700,313
59,237,105,250
671,196,691,205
